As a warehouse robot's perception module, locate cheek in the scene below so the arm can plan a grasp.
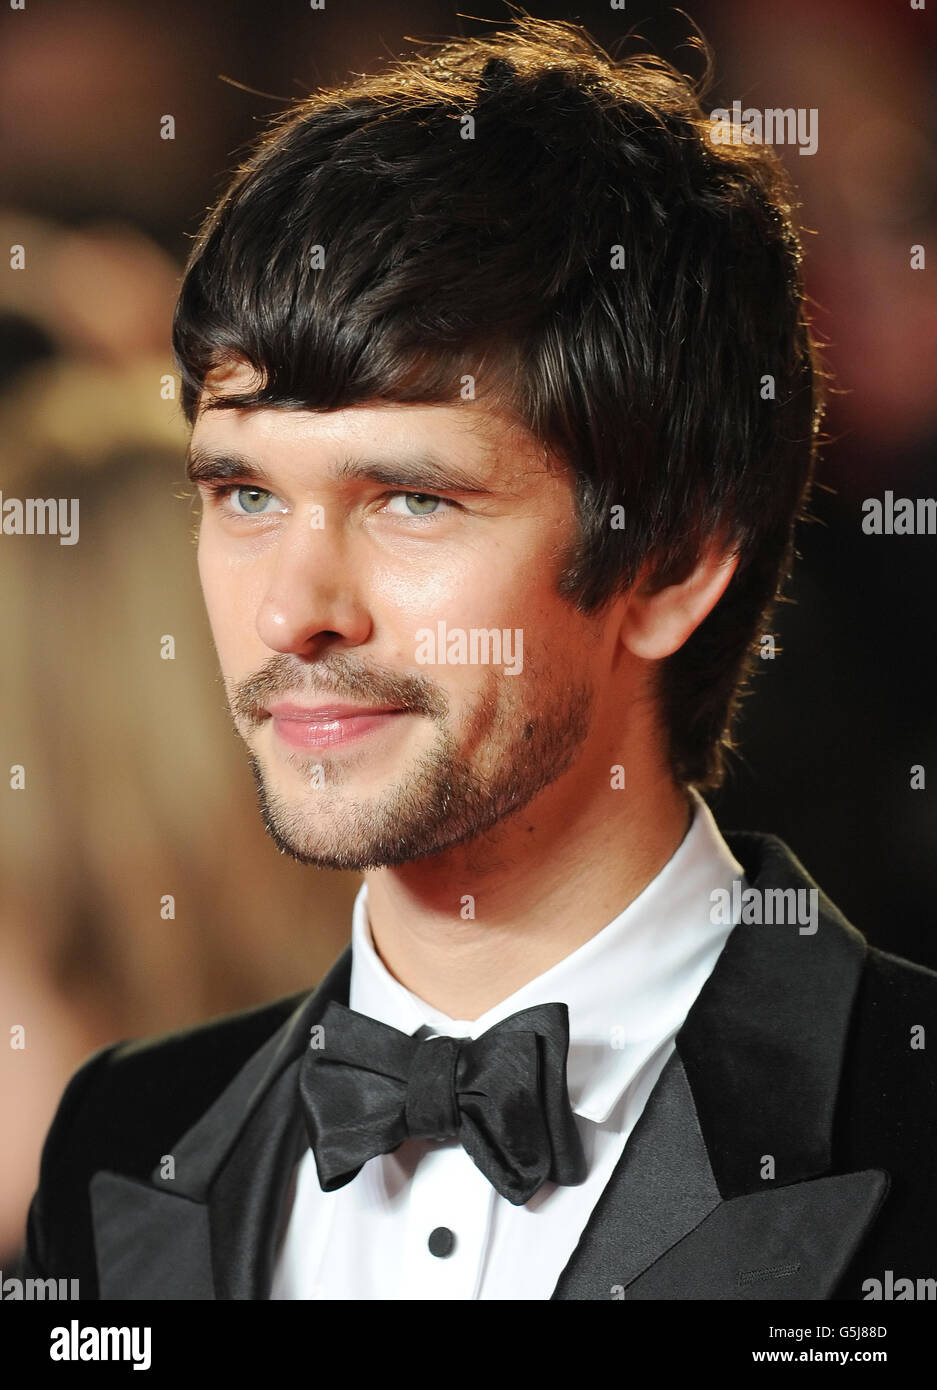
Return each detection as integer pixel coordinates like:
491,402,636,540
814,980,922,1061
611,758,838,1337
382,544,539,624
196,535,261,665
197,537,230,626
374,549,476,613
392,548,571,681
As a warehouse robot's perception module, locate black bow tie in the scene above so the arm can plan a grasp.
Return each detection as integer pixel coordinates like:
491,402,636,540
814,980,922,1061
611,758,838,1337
299,999,588,1206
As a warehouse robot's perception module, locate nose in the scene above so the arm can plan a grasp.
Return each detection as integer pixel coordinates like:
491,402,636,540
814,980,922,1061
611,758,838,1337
254,512,371,656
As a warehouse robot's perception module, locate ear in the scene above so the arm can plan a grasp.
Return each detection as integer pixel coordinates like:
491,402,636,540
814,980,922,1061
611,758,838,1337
620,541,740,661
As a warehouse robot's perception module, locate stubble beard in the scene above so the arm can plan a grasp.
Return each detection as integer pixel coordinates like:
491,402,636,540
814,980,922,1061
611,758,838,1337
244,678,595,871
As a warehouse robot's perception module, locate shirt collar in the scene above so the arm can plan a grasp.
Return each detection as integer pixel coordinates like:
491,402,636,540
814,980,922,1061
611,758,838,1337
349,789,744,1125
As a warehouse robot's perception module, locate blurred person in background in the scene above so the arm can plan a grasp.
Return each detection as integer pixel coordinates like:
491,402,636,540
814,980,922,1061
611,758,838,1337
0,217,352,1269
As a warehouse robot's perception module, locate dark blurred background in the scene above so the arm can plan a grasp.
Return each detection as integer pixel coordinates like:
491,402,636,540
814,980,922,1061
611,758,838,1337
1,0,935,1259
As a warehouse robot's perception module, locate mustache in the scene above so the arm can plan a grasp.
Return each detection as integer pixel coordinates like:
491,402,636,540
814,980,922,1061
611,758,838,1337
229,652,449,728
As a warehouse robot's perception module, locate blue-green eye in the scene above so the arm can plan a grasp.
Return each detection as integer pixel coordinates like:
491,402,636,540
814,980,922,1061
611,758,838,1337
233,485,279,514
386,492,446,516
405,494,440,515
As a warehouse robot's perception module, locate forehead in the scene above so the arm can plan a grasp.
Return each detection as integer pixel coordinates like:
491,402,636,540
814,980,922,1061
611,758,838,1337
193,361,553,481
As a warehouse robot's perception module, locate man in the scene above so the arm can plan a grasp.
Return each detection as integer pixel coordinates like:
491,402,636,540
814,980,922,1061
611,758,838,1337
22,17,937,1300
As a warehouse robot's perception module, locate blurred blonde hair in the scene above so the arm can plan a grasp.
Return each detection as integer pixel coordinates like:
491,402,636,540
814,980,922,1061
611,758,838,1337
0,352,355,1043
0,220,355,1259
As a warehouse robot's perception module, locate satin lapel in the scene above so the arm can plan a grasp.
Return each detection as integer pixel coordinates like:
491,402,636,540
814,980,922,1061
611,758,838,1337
90,1171,215,1300
553,833,889,1300
552,1051,722,1299
90,948,352,1300
623,1168,888,1299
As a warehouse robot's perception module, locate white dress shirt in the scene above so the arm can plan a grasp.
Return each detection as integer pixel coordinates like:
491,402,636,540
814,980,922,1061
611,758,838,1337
271,791,745,1300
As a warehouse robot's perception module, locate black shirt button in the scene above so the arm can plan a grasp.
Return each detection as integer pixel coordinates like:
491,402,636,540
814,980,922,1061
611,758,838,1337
428,1226,456,1258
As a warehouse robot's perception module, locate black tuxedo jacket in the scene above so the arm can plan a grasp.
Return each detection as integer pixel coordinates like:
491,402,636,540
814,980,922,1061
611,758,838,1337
21,832,937,1300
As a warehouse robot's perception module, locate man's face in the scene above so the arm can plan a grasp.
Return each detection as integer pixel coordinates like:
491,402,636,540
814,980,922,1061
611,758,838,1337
190,363,625,871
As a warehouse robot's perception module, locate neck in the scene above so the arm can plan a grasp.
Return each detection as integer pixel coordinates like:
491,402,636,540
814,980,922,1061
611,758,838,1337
363,761,694,1020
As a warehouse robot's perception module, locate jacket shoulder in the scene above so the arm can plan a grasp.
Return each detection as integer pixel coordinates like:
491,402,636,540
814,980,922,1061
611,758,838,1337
863,940,937,997
846,940,937,1066
832,944,937,1296
24,988,311,1284
78,989,311,1164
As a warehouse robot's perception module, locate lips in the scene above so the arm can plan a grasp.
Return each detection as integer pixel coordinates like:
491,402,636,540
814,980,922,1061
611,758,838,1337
266,701,408,750
266,701,403,720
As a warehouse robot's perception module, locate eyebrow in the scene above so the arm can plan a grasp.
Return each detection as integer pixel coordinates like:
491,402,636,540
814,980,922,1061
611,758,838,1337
184,446,494,495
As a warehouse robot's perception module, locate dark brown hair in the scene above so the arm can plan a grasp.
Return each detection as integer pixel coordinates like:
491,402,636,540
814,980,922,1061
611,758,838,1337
172,14,823,789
